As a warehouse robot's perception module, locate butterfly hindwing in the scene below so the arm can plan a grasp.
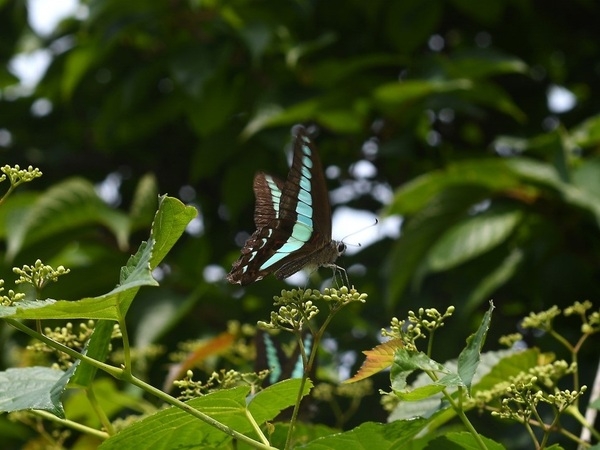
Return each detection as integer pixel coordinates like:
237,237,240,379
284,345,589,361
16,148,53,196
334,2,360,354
255,330,314,386
227,125,345,285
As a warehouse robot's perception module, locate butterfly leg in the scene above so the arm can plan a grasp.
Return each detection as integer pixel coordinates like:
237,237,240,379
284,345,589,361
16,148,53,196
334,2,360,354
326,264,349,288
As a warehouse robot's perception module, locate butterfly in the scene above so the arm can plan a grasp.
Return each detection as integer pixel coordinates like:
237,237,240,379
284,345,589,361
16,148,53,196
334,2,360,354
255,330,314,386
227,125,346,285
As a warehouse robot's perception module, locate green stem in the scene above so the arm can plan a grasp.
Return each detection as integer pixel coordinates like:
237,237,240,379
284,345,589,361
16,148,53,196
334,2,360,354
567,404,600,441
442,386,489,450
7,319,277,450
245,409,270,446
6,318,122,378
118,313,133,377
87,385,115,436
284,305,338,450
31,409,110,440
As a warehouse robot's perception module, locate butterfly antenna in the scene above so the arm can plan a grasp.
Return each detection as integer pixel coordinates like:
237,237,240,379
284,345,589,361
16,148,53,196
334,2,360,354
339,218,379,244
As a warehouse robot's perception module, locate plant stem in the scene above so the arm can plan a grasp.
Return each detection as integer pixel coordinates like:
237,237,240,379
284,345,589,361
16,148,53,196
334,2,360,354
6,318,122,378
443,387,489,450
87,385,115,436
31,409,110,440
118,313,133,377
245,407,270,446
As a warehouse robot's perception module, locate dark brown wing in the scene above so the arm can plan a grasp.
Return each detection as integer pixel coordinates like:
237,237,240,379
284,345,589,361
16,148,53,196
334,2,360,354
253,172,285,228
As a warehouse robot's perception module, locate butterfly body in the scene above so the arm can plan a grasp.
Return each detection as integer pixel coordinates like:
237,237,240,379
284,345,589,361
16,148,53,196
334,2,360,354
227,126,345,285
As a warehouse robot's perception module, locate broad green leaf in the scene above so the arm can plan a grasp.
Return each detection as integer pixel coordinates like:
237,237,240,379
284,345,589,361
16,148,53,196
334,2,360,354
457,302,494,392
268,422,338,449
450,0,505,24
62,45,102,99
460,81,526,122
310,54,405,88
5,177,130,260
98,385,251,450
424,206,523,273
570,114,600,148
65,378,154,428
248,378,312,422
129,173,159,231
391,350,454,399
573,157,600,199
375,79,472,106
187,75,242,137
0,191,38,240
427,431,505,450
298,419,430,450
473,348,541,393
0,241,156,320
385,185,491,308
99,379,308,450
385,0,442,54
148,195,197,269
388,350,531,425
385,159,522,216
505,158,600,226
463,247,524,314
242,93,367,137
70,320,115,387
0,196,195,321
444,51,527,79
0,362,79,418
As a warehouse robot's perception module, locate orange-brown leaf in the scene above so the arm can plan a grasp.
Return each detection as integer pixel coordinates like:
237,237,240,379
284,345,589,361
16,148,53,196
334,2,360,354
344,338,404,383
163,331,236,390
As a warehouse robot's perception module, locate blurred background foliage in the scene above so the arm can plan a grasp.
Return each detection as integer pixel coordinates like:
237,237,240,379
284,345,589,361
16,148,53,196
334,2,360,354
0,0,599,447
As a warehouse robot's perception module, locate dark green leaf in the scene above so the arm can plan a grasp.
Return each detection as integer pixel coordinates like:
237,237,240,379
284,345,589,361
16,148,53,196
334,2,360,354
427,431,505,450
457,301,494,392
424,206,523,273
298,419,430,450
99,379,308,450
0,362,79,418
5,178,130,259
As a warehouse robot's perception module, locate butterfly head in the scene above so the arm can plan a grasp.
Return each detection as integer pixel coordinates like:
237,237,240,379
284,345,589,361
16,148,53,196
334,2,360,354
335,240,346,257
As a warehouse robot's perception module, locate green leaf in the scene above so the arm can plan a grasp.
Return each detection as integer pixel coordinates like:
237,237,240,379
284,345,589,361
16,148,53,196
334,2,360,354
385,184,492,307
457,301,494,392
298,419,430,450
385,0,442,54
310,54,405,88
506,158,600,226
0,362,79,418
65,378,148,428
0,196,195,321
444,51,527,79
248,378,312,422
148,195,197,270
375,79,472,106
473,348,541,393
424,206,523,273
70,320,115,387
385,159,520,216
129,173,159,231
391,350,456,400
5,177,130,260
62,45,103,99
463,247,524,314
427,431,505,450
99,379,309,450
570,114,600,148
